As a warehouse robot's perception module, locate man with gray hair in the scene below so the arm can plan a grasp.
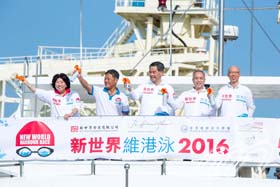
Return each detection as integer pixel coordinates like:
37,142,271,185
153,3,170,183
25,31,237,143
174,69,216,116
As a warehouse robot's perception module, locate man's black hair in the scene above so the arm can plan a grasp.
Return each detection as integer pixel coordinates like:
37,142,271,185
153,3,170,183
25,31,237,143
149,61,165,72
105,69,120,79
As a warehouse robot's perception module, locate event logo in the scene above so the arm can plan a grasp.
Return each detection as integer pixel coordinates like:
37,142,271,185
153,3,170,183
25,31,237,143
71,124,119,133
0,149,6,159
239,121,263,132
0,118,8,127
15,121,55,158
180,124,230,133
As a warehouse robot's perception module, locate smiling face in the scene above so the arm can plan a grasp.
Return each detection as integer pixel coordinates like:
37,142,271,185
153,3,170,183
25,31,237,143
149,66,163,85
104,73,118,90
55,78,68,94
228,66,240,85
192,71,205,91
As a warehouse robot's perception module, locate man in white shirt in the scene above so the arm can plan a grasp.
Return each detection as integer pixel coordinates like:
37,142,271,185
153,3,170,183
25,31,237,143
128,61,176,115
215,66,257,177
78,69,129,116
215,66,255,117
175,70,216,116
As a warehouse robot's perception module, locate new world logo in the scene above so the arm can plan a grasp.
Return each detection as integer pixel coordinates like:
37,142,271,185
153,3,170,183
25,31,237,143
15,121,55,158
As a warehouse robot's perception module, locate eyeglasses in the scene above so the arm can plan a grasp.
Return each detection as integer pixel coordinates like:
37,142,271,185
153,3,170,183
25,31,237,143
16,147,54,157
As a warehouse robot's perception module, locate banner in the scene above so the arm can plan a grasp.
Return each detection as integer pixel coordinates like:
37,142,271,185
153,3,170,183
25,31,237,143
0,117,279,163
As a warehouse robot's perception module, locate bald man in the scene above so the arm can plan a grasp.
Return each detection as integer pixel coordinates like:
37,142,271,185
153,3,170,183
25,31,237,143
215,66,255,117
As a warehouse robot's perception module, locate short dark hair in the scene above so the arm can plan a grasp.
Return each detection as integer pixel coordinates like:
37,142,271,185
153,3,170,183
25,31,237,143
51,73,70,90
149,61,165,72
105,69,120,79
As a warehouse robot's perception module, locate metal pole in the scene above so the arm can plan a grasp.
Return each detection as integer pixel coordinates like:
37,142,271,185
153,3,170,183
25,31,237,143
249,0,254,76
169,0,173,75
124,163,130,187
34,56,40,117
80,0,83,67
161,159,167,175
19,161,24,177
90,160,96,175
218,0,225,76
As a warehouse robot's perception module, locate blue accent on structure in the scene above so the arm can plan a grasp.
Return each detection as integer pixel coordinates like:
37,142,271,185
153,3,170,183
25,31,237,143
132,0,145,7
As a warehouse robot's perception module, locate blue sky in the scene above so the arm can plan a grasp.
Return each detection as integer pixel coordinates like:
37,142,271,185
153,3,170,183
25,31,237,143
1,0,280,117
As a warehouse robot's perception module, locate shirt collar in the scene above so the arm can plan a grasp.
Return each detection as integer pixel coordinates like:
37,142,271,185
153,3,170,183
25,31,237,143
103,87,120,95
227,82,240,88
191,87,206,93
148,79,165,86
54,88,70,96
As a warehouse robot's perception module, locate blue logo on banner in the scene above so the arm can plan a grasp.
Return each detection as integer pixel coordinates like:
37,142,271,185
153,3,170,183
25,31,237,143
0,149,6,159
0,119,8,127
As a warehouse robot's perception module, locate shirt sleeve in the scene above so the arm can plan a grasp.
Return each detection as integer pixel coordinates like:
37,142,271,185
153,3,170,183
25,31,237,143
88,85,94,95
208,104,217,117
174,92,185,110
71,91,81,113
215,88,223,110
130,84,143,100
166,85,177,111
35,89,52,105
161,85,175,115
246,88,255,117
121,94,130,115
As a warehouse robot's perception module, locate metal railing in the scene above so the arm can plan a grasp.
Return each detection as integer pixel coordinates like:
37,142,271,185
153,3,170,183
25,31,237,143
98,20,131,57
0,56,37,65
0,45,202,66
115,0,218,20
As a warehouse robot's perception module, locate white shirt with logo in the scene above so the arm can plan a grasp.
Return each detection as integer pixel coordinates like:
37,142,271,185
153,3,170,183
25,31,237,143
175,88,216,117
35,89,81,118
215,83,255,117
90,85,129,116
130,80,175,115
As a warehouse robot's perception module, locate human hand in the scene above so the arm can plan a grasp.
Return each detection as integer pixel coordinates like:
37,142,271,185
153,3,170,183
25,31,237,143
207,87,213,96
207,87,216,106
15,74,26,82
64,113,73,120
74,64,81,74
70,65,82,82
122,77,131,91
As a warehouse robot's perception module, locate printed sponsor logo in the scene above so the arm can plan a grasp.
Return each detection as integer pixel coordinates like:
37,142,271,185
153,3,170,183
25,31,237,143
180,124,230,133
239,121,263,132
15,121,55,157
70,124,119,133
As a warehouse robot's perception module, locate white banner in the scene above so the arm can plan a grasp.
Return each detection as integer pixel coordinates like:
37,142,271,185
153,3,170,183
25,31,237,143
0,117,279,163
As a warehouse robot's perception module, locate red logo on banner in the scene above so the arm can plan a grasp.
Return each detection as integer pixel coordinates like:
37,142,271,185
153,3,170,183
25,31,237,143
16,121,55,146
71,126,79,132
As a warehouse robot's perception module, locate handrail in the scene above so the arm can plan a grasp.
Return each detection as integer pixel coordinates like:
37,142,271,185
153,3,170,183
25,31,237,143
0,46,200,65
98,20,131,57
0,56,38,64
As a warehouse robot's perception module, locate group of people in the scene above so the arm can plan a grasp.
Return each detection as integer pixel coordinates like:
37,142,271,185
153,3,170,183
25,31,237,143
19,61,255,119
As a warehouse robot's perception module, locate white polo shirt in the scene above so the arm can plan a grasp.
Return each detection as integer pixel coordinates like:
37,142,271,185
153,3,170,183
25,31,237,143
90,85,129,116
175,88,216,117
130,80,175,115
215,83,255,117
35,89,81,118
